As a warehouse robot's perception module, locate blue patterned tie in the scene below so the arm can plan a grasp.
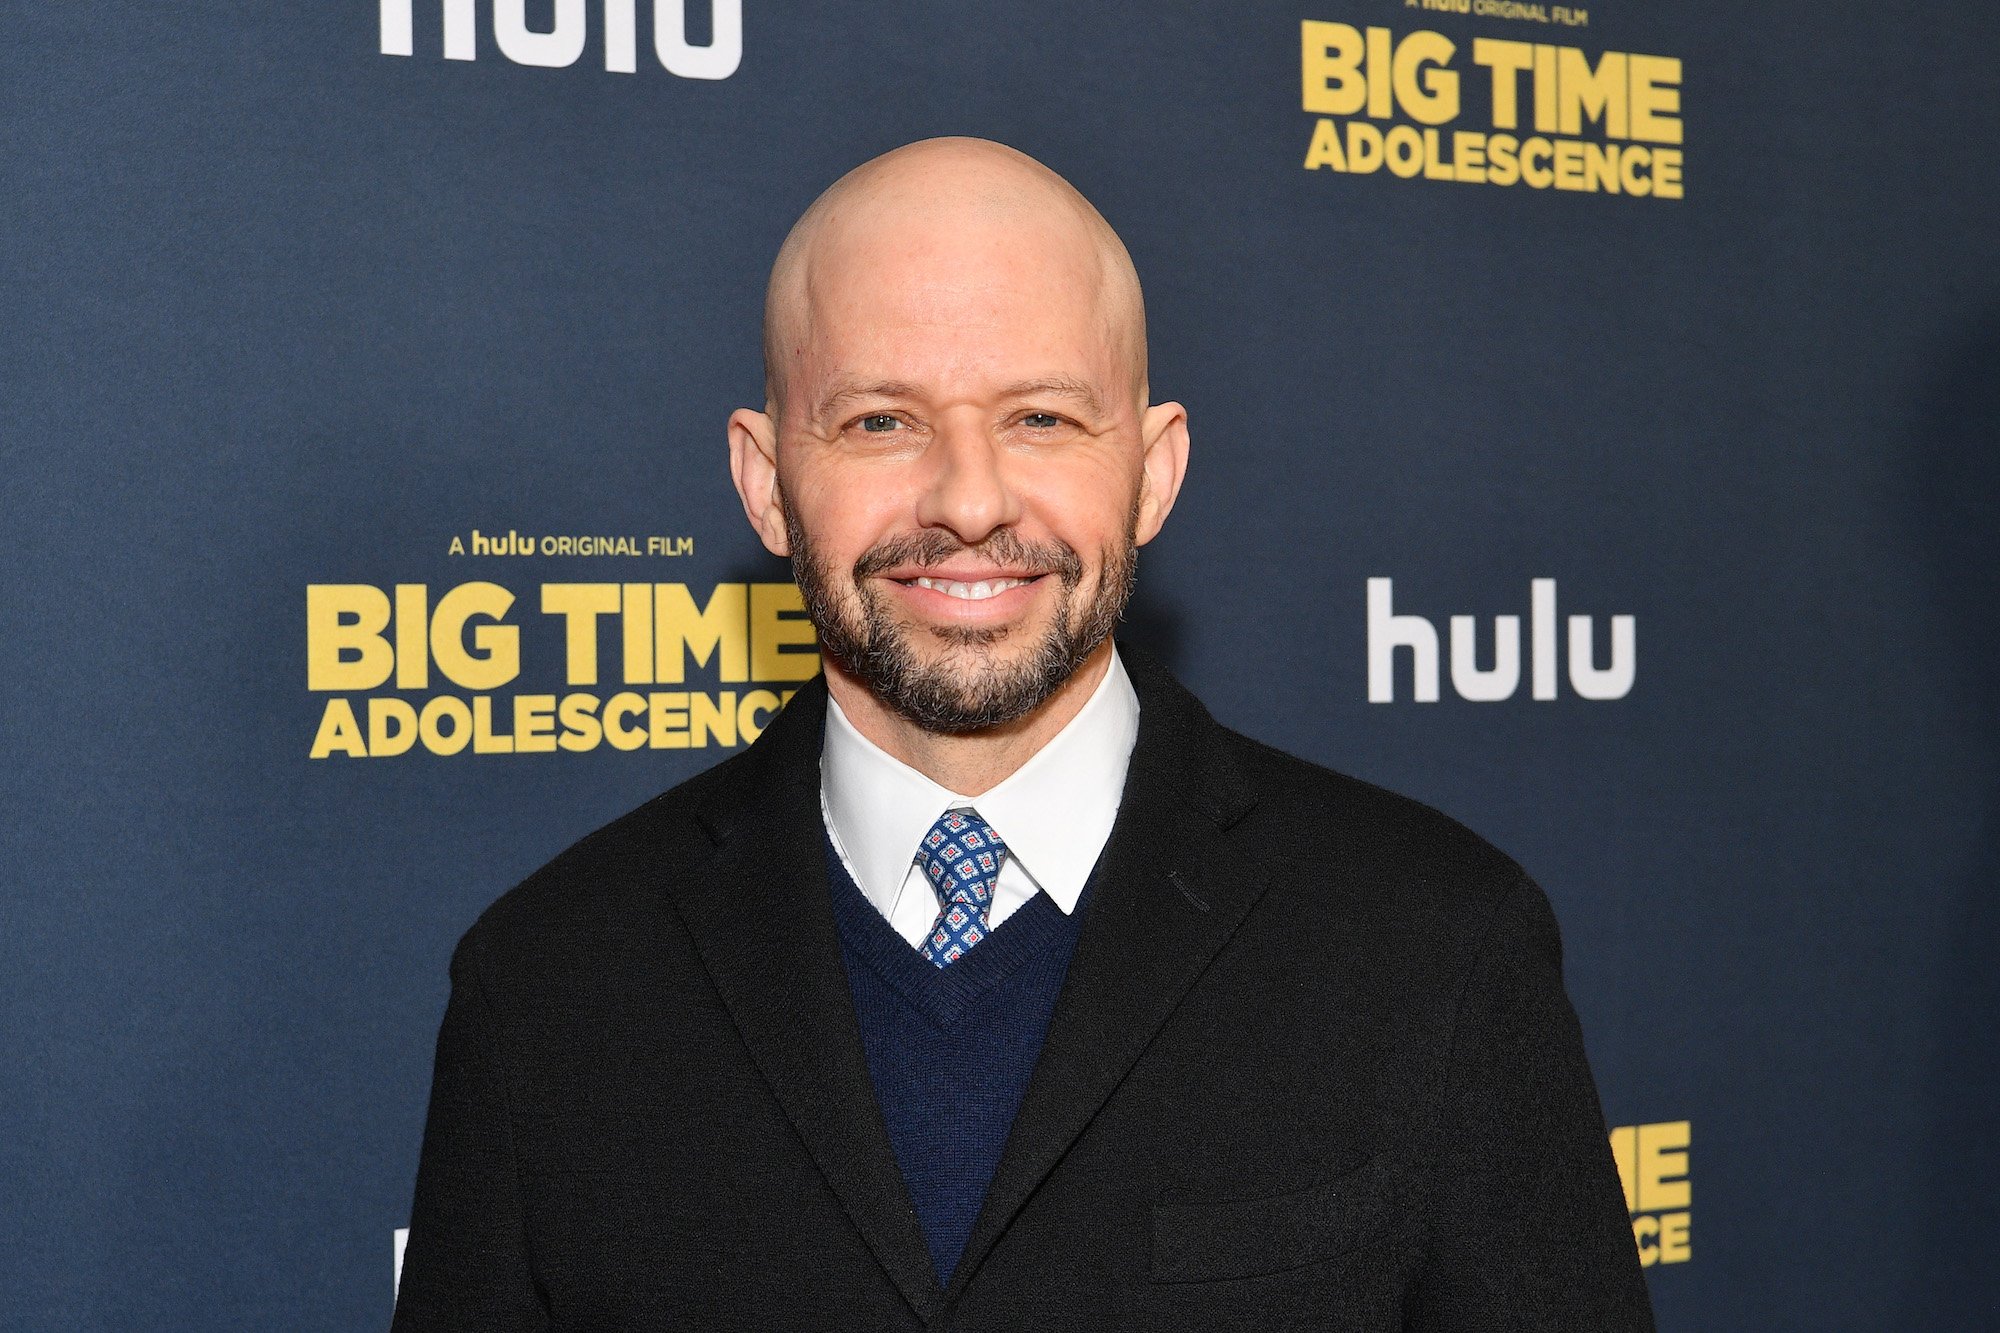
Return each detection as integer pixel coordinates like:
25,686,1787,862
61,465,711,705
914,807,1009,968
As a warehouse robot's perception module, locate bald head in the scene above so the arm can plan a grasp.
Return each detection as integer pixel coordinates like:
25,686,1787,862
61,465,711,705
761,137,1148,419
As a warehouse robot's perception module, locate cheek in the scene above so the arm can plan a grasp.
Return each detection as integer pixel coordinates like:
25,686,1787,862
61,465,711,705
785,463,914,562
1017,460,1144,552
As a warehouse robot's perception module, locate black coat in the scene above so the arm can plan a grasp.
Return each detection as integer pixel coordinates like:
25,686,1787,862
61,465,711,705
391,645,1655,1331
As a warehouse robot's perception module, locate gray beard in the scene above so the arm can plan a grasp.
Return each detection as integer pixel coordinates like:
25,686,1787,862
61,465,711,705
785,508,1137,734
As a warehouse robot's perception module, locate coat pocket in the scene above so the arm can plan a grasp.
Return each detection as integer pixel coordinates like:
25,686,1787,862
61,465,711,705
1149,1153,1417,1283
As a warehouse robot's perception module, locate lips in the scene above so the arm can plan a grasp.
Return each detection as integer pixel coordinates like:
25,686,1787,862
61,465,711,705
877,569,1051,621
905,575,1038,601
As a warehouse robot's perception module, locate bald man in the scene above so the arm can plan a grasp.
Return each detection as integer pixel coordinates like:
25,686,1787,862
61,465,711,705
391,139,1654,1332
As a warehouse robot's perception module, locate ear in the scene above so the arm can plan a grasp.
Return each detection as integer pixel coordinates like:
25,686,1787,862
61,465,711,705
1133,400,1190,547
727,407,791,556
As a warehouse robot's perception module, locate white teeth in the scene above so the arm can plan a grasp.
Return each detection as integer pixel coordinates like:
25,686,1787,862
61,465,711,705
913,576,1027,601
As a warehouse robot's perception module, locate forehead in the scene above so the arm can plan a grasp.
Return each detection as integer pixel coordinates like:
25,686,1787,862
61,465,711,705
795,212,1120,406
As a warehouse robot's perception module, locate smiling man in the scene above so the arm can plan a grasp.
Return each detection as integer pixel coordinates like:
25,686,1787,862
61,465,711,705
734,138,1172,799
391,138,1654,1331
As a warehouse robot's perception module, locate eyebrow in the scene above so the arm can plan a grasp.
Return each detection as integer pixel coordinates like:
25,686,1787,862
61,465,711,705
811,376,1106,425
811,379,924,426
1000,377,1105,419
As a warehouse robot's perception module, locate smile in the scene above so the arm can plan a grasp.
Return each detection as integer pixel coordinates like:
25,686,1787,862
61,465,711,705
904,576,1038,601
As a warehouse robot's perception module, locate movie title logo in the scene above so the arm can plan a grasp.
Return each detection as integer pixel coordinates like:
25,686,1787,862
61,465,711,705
306,581,816,758
380,0,742,79
1299,21,1684,198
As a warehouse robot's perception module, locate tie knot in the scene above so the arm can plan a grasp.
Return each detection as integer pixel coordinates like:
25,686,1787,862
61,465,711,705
915,807,1008,967
914,806,1008,906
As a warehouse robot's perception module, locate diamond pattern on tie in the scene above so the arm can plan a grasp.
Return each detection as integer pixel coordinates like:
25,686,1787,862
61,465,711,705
915,807,1009,968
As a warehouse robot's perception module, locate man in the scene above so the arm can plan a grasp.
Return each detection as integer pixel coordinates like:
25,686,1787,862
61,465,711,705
392,137,1654,1331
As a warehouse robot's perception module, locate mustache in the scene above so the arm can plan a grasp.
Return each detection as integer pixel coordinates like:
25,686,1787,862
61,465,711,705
852,529,1084,587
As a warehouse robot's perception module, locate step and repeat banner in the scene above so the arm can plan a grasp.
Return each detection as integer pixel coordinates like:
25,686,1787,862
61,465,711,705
8,3,1997,1329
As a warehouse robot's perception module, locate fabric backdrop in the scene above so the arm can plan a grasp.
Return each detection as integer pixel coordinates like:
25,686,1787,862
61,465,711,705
7,3,1997,1328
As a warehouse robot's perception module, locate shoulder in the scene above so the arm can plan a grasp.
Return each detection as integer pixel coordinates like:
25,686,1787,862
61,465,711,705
453,675,830,974
1210,724,1548,963
1121,641,1536,950
447,742,761,978
1226,727,1521,882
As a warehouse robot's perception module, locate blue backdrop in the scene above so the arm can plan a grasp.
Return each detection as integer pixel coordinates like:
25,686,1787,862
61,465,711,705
7,3,1997,1328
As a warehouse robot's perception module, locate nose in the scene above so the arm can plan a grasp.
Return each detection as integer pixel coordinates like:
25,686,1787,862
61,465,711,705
912,409,1022,545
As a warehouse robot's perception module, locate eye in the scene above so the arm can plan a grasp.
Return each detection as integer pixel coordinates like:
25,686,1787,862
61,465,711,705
1021,412,1063,429
858,413,902,433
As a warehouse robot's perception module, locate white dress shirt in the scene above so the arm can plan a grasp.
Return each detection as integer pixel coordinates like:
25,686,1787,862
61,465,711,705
819,647,1141,950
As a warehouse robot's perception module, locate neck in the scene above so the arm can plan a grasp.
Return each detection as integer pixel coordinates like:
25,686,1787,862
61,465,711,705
822,640,1115,797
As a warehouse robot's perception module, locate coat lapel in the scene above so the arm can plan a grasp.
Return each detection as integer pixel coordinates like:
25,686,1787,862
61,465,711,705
666,681,945,1322
942,644,1269,1307
665,648,1266,1324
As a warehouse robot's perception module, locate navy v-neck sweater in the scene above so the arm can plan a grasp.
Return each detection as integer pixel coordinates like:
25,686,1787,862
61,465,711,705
823,832,1096,1286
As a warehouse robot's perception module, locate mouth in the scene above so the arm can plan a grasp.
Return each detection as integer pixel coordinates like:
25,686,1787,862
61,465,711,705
876,569,1051,621
900,574,1042,602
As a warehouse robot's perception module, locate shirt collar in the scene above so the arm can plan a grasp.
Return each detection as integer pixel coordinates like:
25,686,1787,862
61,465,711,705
820,647,1141,919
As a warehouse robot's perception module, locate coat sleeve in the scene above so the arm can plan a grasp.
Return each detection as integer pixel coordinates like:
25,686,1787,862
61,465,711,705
390,931,550,1332
1404,874,1656,1331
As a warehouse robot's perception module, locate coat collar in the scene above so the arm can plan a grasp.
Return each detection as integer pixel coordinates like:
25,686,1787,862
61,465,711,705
671,642,1266,1321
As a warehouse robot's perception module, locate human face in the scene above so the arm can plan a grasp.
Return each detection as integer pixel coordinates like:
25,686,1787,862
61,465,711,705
733,209,1184,733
